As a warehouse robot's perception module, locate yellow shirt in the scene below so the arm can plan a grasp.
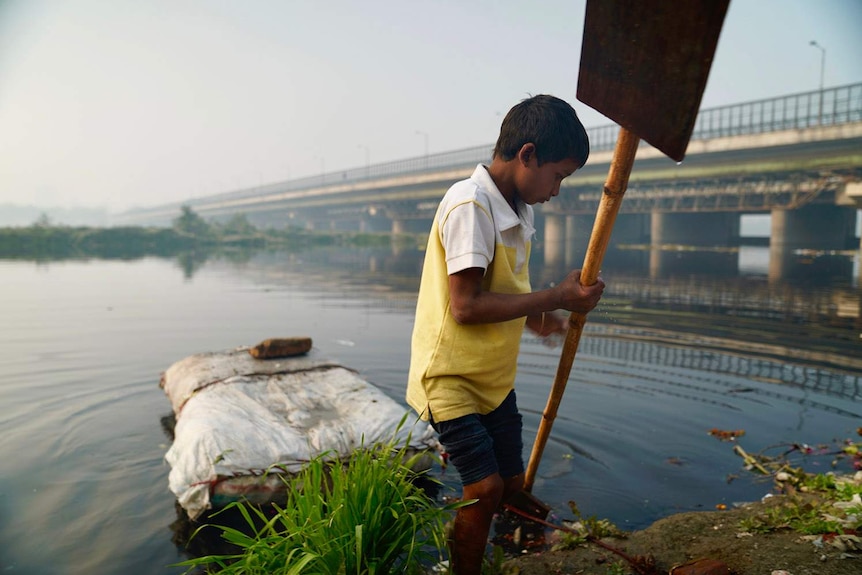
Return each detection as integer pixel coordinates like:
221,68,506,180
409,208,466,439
407,165,534,422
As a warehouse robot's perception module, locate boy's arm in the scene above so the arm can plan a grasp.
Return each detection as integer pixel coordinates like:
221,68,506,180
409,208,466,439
525,311,567,336
448,267,604,326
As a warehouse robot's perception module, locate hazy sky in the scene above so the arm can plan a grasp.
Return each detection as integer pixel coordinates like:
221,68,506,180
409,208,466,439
1,0,860,213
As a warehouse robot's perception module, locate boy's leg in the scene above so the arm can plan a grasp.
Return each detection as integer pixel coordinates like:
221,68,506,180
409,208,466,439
430,413,501,574
450,471,523,574
431,392,525,574
451,473,504,575
501,472,525,503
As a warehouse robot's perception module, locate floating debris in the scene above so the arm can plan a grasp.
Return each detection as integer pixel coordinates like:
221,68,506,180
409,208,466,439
709,428,746,442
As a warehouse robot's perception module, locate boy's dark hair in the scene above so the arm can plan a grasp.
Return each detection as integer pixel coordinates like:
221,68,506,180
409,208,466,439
493,94,590,168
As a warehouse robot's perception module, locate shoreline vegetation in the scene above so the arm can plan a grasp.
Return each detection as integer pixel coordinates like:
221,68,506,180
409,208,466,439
0,206,406,261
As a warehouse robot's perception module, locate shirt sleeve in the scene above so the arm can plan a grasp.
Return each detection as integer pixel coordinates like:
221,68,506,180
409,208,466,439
438,199,496,275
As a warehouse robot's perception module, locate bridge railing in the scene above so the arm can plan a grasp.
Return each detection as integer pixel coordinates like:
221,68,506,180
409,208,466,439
692,82,862,139
180,82,862,207
314,82,861,183
587,82,862,151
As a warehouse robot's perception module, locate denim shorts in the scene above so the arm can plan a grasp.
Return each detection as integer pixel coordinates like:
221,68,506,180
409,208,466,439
429,390,524,486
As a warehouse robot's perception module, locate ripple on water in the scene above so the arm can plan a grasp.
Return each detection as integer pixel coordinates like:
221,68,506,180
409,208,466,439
506,335,861,529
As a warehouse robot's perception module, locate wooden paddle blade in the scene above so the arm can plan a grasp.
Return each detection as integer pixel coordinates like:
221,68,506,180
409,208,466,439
577,0,730,161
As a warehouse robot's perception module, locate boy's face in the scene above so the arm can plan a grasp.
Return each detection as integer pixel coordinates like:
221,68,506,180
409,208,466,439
514,149,580,205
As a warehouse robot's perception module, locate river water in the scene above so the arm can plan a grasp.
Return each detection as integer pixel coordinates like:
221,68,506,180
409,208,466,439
0,243,860,574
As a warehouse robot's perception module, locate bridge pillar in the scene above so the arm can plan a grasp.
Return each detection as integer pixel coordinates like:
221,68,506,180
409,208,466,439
359,206,397,233
650,211,740,245
770,204,856,250
563,215,594,267
612,213,651,244
389,217,431,235
588,213,651,273
360,214,391,233
649,211,740,277
769,204,857,281
542,213,652,274
543,213,566,268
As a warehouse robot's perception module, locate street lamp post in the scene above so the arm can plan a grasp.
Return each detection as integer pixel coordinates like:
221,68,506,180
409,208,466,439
357,144,370,176
314,155,325,184
809,40,825,125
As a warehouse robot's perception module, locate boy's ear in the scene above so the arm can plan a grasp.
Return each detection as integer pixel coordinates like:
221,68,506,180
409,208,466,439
517,143,537,166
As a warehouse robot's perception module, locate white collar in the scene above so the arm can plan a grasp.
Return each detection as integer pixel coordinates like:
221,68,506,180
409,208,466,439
471,164,530,233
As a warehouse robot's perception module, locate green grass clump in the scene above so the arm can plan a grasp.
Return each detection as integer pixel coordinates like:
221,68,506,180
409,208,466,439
734,441,862,536
738,498,851,535
550,500,626,552
176,433,461,574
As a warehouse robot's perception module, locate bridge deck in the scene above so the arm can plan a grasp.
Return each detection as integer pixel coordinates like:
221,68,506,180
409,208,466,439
120,83,862,224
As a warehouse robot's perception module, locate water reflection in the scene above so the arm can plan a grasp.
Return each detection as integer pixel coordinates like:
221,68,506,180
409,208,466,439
4,239,857,572
228,244,861,363
175,250,211,279
128,239,862,568
544,236,858,284
161,243,860,411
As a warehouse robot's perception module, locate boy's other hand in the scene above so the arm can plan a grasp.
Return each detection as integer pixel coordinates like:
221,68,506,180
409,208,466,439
528,310,568,338
556,269,604,314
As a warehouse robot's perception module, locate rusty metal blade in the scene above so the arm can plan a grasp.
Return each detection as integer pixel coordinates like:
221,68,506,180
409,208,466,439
577,0,729,161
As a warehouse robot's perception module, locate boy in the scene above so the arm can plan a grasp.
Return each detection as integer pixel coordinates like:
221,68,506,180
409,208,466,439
406,94,605,574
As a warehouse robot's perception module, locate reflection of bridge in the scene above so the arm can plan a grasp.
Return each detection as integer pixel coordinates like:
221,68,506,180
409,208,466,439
518,332,862,417
221,246,861,364
598,273,861,328
121,83,862,280
332,242,862,330
520,332,861,412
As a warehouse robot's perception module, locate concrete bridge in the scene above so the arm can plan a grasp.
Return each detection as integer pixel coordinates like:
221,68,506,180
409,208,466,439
121,83,862,278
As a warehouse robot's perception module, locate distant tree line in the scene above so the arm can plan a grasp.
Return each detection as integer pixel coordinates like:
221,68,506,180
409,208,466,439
0,206,389,260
